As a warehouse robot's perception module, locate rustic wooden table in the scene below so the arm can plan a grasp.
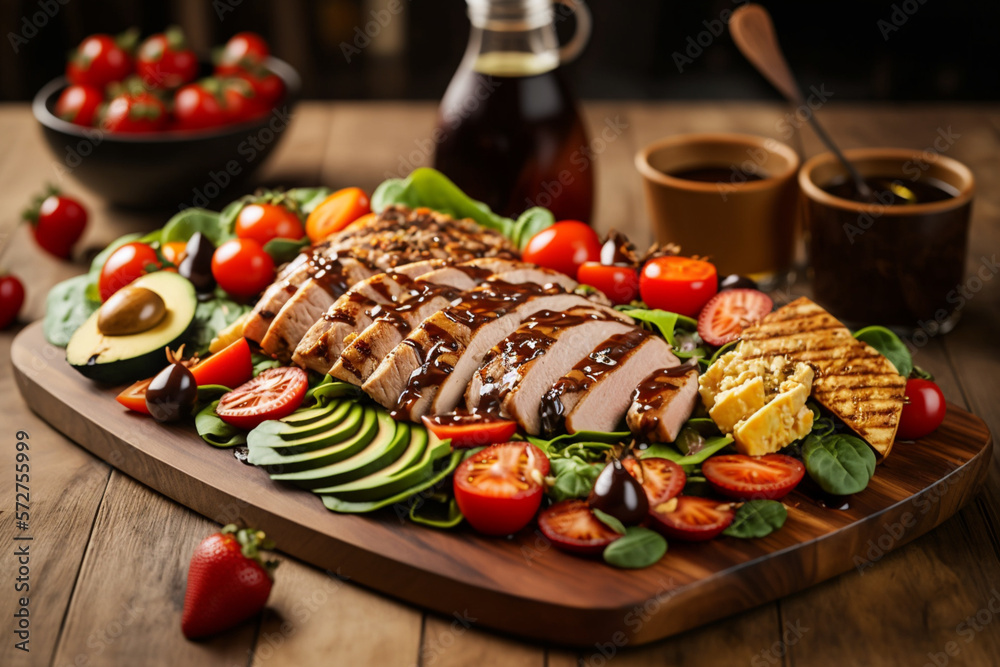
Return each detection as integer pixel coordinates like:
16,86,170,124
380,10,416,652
1,101,998,666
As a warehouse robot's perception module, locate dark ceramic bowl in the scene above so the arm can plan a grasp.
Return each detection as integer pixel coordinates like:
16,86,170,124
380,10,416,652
32,57,300,209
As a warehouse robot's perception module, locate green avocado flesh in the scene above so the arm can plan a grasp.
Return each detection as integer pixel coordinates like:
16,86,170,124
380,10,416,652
66,272,196,384
245,392,456,511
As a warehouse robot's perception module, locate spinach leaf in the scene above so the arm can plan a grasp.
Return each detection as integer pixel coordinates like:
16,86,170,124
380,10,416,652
84,232,143,302
161,208,233,246
641,434,733,466
618,307,707,359
723,499,787,538
308,378,363,405
195,399,246,447
602,527,668,569
526,429,626,462
547,456,601,501
854,325,912,377
592,508,626,535
287,187,333,214
43,274,98,347
218,198,246,236
263,236,309,264
196,384,231,402
251,352,282,377
408,492,464,529
801,433,876,495
188,297,251,356
511,207,555,248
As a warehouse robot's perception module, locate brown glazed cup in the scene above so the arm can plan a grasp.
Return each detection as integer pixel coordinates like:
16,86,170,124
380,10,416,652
635,133,800,278
799,148,974,331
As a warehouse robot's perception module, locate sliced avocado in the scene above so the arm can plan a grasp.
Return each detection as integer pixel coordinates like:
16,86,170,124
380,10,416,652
247,407,379,472
66,271,196,384
270,409,409,489
247,403,362,454
281,403,338,426
320,450,463,514
274,401,355,440
315,430,453,502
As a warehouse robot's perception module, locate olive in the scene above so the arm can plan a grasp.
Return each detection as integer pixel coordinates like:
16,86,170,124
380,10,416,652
178,232,216,293
719,274,758,291
588,458,649,525
145,361,197,422
97,286,167,335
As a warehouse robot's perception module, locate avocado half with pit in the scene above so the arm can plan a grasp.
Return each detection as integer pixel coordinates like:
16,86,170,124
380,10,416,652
66,271,197,384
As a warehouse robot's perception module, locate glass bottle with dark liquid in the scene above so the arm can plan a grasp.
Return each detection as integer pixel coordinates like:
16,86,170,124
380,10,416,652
433,0,595,223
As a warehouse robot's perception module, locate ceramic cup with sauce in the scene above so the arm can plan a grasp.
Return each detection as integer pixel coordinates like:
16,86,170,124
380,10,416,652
799,148,974,332
635,132,800,279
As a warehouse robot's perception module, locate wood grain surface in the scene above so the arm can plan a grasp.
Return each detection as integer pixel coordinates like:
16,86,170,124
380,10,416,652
1,101,999,665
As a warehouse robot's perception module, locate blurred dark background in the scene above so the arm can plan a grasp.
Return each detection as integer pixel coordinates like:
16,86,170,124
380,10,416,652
1,0,995,102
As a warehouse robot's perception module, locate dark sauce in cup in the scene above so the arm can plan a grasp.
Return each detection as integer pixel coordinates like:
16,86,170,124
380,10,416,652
823,175,958,205
670,166,768,183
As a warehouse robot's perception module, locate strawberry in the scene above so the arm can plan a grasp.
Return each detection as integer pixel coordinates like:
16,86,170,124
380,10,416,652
181,524,278,639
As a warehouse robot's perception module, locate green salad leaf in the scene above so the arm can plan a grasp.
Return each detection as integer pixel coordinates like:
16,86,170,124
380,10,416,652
641,434,733,466
43,274,98,347
592,508,627,535
854,325,912,377
547,456,602,501
189,296,251,356
723,499,787,539
195,399,246,448
263,236,309,263
617,306,708,359
801,433,876,495
286,187,334,214
511,207,555,249
161,208,234,246
603,527,668,569
408,492,464,529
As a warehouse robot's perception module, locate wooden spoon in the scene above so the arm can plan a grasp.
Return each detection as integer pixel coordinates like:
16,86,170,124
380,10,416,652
730,3,874,201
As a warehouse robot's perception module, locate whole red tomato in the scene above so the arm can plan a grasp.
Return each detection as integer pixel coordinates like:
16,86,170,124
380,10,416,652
98,242,161,301
174,81,229,131
212,239,275,298
23,192,88,259
220,77,268,123
897,378,947,440
235,204,304,245
215,32,270,75
639,256,718,317
54,85,103,126
232,67,284,107
521,220,601,278
577,261,639,305
136,27,198,89
102,91,168,133
66,32,135,89
0,275,25,329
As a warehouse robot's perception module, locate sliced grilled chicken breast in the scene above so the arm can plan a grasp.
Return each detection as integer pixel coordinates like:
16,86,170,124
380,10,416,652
627,366,698,442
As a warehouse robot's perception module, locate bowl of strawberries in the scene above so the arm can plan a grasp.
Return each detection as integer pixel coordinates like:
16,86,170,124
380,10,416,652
32,28,300,209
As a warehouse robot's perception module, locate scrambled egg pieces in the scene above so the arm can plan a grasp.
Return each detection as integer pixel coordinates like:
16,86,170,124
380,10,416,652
699,351,814,456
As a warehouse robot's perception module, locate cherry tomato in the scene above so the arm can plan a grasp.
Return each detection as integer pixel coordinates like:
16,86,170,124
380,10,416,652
697,289,774,347
421,414,518,449
577,261,639,305
215,32,270,75
231,67,285,107
174,81,229,131
98,242,161,301
537,499,622,555
521,221,600,278
216,367,308,430
0,275,26,329
648,496,735,542
305,188,371,242
24,193,88,259
219,77,268,122
453,442,549,536
190,338,253,390
102,91,168,133
897,378,947,440
136,28,198,89
701,454,805,501
54,85,103,126
160,240,188,266
235,204,305,246
66,33,134,89
639,256,718,317
211,238,275,298
116,377,153,415
621,457,686,506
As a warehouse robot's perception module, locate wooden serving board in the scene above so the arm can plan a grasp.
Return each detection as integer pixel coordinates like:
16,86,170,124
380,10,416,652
11,321,993,647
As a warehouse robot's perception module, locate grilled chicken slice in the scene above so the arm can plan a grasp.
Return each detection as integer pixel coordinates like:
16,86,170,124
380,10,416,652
540,330,678,435
364,283,610,420
468,308,635,435
330,264,578,385
627,366,699,443
738,297,906,457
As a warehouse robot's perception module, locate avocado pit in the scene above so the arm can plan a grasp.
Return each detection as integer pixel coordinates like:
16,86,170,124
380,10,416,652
97,286,167,336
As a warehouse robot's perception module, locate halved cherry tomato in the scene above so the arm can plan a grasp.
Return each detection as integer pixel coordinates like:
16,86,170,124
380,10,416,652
54,85,103,126
521,221,600,278
235,204,305,246
305,188,371,242
649,495,735,542
577,261,639,305
211,238,275,298
453,442,549,536
160,241,188,266
98,242,162,301
701,454,804,501
697,289,773,347
897,378,947,440
117,377,153,415
639,256,718,317
190,338,253,390
621,457,686,506
216,367,308,429
421,414,517,449
537,499,622,555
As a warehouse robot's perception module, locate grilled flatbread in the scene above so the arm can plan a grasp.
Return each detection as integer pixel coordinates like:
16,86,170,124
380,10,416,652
738,297,906,458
